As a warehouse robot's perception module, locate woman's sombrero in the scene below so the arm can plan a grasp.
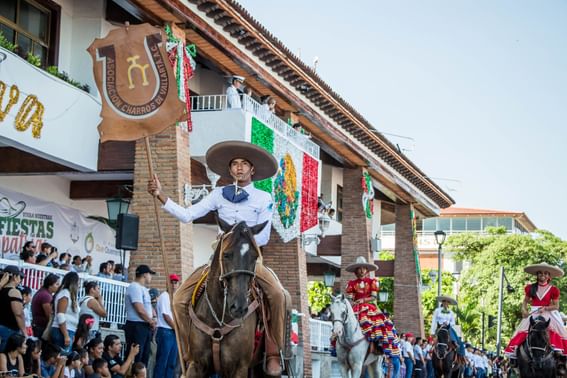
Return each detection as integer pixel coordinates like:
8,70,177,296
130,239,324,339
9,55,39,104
524,262,564,278
206,141,277,181
345,256,378,272
436,295,458,306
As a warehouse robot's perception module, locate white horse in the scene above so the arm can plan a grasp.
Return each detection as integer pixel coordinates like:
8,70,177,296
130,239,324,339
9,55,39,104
330,294,384,378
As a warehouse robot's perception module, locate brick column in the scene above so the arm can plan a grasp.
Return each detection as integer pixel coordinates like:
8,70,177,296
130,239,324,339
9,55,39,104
263,231,312,378
393,204,424,337
340,168,373,285
129,126,194,290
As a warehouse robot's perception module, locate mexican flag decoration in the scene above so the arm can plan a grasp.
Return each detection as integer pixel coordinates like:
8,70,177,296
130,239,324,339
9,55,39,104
290,310,300,346
250,117,319,242
361,169,374,219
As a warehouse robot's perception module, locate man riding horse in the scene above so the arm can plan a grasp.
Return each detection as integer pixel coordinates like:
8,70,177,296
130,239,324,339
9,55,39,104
505,262,567,372
147,140,290,376
430,295,465,357
331,256,401,361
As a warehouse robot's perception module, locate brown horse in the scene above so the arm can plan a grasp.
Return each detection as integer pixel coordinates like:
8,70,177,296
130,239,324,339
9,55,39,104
185,218,268,377
432,323,464,378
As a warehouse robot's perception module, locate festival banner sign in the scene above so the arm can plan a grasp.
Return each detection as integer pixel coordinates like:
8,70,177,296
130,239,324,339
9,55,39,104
0,186,125,269
87,23,185,142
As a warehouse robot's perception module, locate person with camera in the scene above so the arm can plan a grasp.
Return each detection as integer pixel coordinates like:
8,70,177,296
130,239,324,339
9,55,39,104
36,243,58,267
0,266,27,350
103,335,139,378
41,342,67,378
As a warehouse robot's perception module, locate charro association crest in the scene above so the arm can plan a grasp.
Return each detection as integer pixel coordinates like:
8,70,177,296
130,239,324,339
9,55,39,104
87,23,184,142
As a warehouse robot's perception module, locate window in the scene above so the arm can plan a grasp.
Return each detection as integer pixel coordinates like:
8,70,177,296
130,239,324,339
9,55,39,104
452,218,466,231
336,185,343,222
0,0,59,66
466,217,481,231
483,217,498,230
423,218,436,232
437,218,450,232
498,217,513,231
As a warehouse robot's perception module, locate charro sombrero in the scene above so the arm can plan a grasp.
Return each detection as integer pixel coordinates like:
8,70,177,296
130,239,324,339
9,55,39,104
524,262,564,278
437,295,458,306
345,256,378,272
206,141,277,182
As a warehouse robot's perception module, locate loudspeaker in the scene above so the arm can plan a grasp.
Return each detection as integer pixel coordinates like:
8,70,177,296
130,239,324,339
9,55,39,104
116,213,139,250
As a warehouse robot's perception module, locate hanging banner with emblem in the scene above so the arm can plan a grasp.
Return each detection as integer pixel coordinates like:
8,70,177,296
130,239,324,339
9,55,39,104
87,23,185,142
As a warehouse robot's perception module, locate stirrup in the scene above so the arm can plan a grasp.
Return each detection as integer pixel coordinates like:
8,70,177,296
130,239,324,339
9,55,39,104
263,352,283,377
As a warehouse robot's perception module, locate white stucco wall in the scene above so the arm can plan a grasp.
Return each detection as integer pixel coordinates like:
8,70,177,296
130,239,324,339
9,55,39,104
192,224,218,268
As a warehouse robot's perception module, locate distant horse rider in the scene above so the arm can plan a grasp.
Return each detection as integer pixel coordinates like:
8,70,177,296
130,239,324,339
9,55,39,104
430,295,465,357
147,140,290,376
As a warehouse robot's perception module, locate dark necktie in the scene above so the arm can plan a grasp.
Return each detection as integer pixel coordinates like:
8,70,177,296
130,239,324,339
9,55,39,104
222,185,249,203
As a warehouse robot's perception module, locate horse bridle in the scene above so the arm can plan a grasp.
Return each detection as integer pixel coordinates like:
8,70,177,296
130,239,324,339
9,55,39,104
217,225,260,283
525,319,551,359
331,303,366,352
204,224,261,328
434,326,451,360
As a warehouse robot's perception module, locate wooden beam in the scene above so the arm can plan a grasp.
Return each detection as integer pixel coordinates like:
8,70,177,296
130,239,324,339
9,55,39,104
98,141,135,171
374,260,394,277
0,147,74,173
69,180,133,199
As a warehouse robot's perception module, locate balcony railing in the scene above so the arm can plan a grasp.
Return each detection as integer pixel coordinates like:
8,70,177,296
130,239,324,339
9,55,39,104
310,318,332,352
0,258,128,326
190,94,320,159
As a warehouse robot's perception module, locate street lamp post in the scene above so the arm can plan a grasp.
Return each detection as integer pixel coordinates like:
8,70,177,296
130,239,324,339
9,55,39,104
496,266,515,356
434,230,447,301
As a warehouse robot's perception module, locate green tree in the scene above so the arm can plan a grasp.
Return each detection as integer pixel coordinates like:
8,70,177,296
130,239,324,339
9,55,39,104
421,268,456,331
307,281,332,315
445,228,567,350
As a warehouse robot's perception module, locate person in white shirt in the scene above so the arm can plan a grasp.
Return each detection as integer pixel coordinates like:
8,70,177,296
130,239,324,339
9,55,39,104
153,274,180,378
148,140,290,376
401,333,415,378
79,281,107,340
125,264,156,367
51,272,80,353
226,76,244,108
430,295,465,357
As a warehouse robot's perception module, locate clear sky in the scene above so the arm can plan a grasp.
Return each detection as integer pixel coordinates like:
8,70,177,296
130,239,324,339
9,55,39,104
238,0,567,238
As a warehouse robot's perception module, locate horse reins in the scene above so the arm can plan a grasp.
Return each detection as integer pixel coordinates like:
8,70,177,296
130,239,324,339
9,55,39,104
434,327,451,360
188,224,263,375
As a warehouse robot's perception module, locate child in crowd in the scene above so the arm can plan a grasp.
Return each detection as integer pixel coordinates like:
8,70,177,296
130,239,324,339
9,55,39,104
19,285,33,336
128,362,147,378
73,314,95,350
41,343,66,378
0,333,27,376
88,358,110,378
23,337,42,377
64,351,83,378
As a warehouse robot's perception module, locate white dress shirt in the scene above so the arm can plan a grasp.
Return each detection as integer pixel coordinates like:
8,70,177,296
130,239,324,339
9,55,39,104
430,307,456,334
162,184,273,246
156,291,173,329
226,85,241,108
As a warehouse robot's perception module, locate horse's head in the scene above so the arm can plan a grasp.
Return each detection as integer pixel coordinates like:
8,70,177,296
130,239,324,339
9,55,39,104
434,323,451,357
528,315,551,358
215,218,267,319
329,294,352,338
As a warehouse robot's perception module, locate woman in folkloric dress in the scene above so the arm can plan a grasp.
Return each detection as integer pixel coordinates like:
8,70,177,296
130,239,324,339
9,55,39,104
505,262,567,357
343,256,401,357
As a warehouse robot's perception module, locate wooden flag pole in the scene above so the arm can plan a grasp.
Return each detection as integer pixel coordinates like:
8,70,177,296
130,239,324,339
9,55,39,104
143,136,187,377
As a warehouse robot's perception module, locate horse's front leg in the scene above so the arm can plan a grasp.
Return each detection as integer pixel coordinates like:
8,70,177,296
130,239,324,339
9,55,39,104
339,362,351,378
350,360,363,378
187,361,209,378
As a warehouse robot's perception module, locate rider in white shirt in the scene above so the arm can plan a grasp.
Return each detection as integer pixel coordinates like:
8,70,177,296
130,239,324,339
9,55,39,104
430,295,465,356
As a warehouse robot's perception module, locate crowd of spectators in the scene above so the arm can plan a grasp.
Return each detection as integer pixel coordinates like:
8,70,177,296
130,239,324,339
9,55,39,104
17,242,128,283
0,242,180,378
